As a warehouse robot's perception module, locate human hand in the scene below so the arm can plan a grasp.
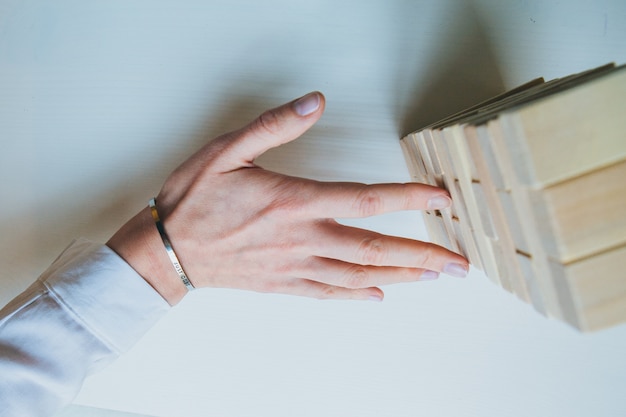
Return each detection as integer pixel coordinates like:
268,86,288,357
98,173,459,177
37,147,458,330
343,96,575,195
108,92,469,305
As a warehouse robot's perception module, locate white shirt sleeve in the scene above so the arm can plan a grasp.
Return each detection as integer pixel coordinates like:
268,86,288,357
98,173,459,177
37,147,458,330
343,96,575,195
0,239,171,417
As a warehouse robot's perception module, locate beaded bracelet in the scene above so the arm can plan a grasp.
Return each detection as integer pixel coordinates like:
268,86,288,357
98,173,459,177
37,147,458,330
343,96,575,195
149,198,195,291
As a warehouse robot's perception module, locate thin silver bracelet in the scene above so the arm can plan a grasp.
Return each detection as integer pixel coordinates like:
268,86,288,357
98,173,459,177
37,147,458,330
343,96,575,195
149,198,195,292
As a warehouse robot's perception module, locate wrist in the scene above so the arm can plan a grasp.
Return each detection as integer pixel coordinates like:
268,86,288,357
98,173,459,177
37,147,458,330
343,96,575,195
107,206,188,305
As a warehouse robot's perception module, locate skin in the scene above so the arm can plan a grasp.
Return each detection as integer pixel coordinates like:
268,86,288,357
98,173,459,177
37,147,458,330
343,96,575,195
107,92,469,305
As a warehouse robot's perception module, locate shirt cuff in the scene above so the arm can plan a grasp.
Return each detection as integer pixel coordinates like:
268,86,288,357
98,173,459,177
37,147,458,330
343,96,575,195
39,238,170,353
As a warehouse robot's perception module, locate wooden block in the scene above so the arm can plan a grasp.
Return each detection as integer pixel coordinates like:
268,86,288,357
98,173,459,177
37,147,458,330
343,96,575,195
530,160,626,263
400,137,419,182
451,180,484,271
422,129,444,176
450,218,470,261
490,236,520,295
470,179,518,294
474,123,507,191
474,181,517,293
408,133,435,186
471,181,496,239
442,125,479,183
414,131,434,174
429,131,482,269
421,211,445,247
550,244,626,331
443,125,500,284
400,136,464,259
400,135,426,184
497,191,531,255
431,212,455,251
429,129,459,216
430,130,483,270
400,134,426,182
430,129,484,269
487,119,522,198
487,119,564,319
488,120,536,253
433,128,459,181
422,207,462,259
439,207,462,255
547,260,584,329
415,131,443,188
498,66,626,188
403,130,466,256
410,134,431,183
517,253,547,315
466,125,532,302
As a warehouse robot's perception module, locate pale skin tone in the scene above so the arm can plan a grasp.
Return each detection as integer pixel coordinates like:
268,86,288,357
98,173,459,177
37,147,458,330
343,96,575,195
107,92,469,306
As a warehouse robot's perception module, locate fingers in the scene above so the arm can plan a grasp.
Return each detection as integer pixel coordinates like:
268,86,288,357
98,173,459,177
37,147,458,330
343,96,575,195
311,222,469,276
268,278,385,301
215,92,325,171
301,181,452,218
298,257,439,288
259,257,437,301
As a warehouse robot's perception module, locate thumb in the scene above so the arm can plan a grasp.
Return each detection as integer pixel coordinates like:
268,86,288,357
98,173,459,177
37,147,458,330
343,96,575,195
216,92,325,170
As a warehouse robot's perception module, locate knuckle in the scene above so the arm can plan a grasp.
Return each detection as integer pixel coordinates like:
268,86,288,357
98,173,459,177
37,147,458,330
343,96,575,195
402,184,418,209
417,247,434,268
354,189,384,217
268,194,306,218
400,267,422,282
265,179,314,218
273,261,294,275
255,109,281,137
316,285,337,300
344,266,369,289
257,279,280,294
357,237,388,265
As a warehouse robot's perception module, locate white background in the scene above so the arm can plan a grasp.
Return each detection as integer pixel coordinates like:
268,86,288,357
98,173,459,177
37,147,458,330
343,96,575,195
1,1,626,416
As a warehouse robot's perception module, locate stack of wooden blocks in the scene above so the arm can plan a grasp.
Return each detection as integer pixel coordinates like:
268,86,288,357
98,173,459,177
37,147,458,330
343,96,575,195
400,64,626,331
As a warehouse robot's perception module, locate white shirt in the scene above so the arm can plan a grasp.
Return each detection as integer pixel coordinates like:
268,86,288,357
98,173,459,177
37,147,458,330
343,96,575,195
0,239,170,417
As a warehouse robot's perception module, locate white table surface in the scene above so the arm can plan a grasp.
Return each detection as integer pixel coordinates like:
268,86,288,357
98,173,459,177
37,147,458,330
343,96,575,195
2,1,626,416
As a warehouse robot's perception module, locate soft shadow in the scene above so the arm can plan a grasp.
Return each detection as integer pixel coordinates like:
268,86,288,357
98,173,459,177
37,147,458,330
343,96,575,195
396,1,506,136
0,74,298,305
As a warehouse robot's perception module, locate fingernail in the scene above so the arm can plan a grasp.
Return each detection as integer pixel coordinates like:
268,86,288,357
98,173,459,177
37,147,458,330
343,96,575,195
444,263,468,278
421,270,439,281
368,294,383,302
427,195,451,210
293,92,320,116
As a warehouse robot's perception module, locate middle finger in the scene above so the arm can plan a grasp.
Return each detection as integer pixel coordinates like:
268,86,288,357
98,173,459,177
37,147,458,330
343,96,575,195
309,220,469,274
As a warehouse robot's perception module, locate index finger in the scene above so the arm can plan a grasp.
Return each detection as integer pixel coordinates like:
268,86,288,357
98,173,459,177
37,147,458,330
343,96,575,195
302,182,452,218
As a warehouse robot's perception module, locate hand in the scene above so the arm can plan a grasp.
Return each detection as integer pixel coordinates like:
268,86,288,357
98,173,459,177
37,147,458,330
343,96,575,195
107,92,469,305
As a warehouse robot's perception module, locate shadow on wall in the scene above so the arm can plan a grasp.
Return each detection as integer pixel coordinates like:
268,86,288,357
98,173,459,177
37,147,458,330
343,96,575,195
396,0,506,137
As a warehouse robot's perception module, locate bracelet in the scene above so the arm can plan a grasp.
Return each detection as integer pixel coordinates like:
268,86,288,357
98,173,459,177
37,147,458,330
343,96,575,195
149,198,195,292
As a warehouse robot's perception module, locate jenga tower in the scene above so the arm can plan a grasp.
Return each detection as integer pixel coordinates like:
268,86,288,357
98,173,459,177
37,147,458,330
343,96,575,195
401,64,626,331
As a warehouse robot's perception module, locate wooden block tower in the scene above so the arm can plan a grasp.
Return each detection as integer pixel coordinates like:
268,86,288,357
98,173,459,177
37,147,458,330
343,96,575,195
400,64,626,331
